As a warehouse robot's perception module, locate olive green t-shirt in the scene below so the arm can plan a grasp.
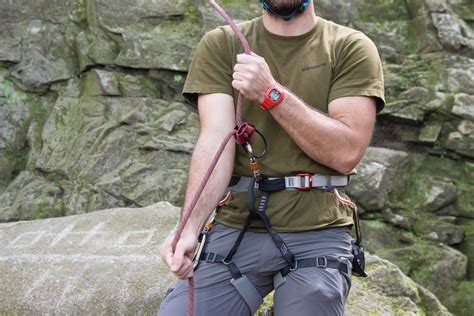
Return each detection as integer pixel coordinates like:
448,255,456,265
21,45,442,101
183,16,385,232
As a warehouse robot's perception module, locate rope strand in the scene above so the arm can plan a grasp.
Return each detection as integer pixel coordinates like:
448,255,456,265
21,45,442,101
171,2,253,315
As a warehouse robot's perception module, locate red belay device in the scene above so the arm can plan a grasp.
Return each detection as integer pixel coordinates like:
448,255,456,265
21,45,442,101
170,1,367,315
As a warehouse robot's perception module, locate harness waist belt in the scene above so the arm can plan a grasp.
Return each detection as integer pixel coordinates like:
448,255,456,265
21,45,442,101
229,174,350,192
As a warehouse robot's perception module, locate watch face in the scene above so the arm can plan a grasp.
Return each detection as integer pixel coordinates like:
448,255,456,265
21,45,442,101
269,89,281,102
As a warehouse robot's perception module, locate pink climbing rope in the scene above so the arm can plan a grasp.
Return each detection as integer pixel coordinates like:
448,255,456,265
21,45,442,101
170,1,253,315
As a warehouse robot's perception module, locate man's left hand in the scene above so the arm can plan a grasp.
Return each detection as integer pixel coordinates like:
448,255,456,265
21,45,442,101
232,52,276,104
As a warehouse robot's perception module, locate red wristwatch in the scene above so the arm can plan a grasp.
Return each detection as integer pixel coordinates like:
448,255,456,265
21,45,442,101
259,83,285,111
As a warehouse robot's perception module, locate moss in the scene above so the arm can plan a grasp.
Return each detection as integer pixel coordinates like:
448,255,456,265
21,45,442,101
400,154,474,213
451,281,474,316
1,145,29,189
28,201,67,220
397,55,438,91
0,70,28,103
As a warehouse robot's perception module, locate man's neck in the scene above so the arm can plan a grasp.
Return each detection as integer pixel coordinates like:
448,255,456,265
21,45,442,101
262,3,318,37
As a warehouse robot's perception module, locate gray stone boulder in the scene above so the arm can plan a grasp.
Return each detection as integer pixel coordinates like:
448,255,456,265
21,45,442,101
452,93,474,120
9,20,79,93
346,147,409,212
344,255,450,316
445,56,474,95
420,177,458,212
0,201,178,314
0,202,450,315
363,218,468,311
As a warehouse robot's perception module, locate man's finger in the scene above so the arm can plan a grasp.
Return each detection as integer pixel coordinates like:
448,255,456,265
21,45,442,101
171,242,186,272
161,246,174,269
176,257,194,279
237,53,257,63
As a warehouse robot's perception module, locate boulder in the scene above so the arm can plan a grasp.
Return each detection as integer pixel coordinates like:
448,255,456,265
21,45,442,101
0,201,178,314
367,229,467,310
413,216,465,245
344,255,450,316
346,147,409,211
431,12,473,51
0,202,450,315
458,120,474,135
400,154,472,214
8,20,79,92
445,56,474,95
421,178,457,212
444,131,474,158
452,93,474,120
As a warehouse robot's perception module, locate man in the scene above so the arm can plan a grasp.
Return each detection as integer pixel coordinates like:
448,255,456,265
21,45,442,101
159,0,384,315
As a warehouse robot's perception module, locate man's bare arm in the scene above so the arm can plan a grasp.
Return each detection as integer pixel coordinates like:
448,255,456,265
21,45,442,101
232,52,376,174
270,93,376,174
160,93,235,279
181,93,236,236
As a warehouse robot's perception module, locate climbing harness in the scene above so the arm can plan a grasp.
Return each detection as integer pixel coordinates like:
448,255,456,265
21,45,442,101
195,176,360,314
172,1,366,315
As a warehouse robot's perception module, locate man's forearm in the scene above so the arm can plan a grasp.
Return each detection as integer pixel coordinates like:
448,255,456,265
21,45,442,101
180,130,235,237
232,53,376,174
269,90,375,174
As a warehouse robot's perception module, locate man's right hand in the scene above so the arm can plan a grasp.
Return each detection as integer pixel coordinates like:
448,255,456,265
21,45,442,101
160,232,199,280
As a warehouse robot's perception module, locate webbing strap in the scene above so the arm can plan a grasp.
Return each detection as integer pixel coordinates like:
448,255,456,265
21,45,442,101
201,252,242,280
224,214,252,263
245,178,296,269
228,175,350,192
252,192,296,268
280,256,351,277
231,275,264,314
199,251,262,312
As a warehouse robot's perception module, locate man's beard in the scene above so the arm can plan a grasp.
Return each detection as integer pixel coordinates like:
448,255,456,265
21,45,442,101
263,0,305,17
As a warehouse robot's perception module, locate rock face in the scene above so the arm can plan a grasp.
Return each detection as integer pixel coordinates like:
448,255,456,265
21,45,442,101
0,0,473,314
0,202,450,315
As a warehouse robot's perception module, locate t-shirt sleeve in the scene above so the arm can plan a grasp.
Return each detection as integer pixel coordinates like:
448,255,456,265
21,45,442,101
182,27,234,106
328,32,385,112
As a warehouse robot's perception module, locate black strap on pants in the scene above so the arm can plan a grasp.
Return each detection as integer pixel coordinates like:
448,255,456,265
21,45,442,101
224,177,296,269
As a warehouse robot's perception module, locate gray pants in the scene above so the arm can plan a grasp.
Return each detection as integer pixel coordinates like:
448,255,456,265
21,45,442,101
158,223,353,316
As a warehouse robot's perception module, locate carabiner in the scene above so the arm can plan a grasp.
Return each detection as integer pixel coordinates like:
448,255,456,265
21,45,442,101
192,233,207,270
